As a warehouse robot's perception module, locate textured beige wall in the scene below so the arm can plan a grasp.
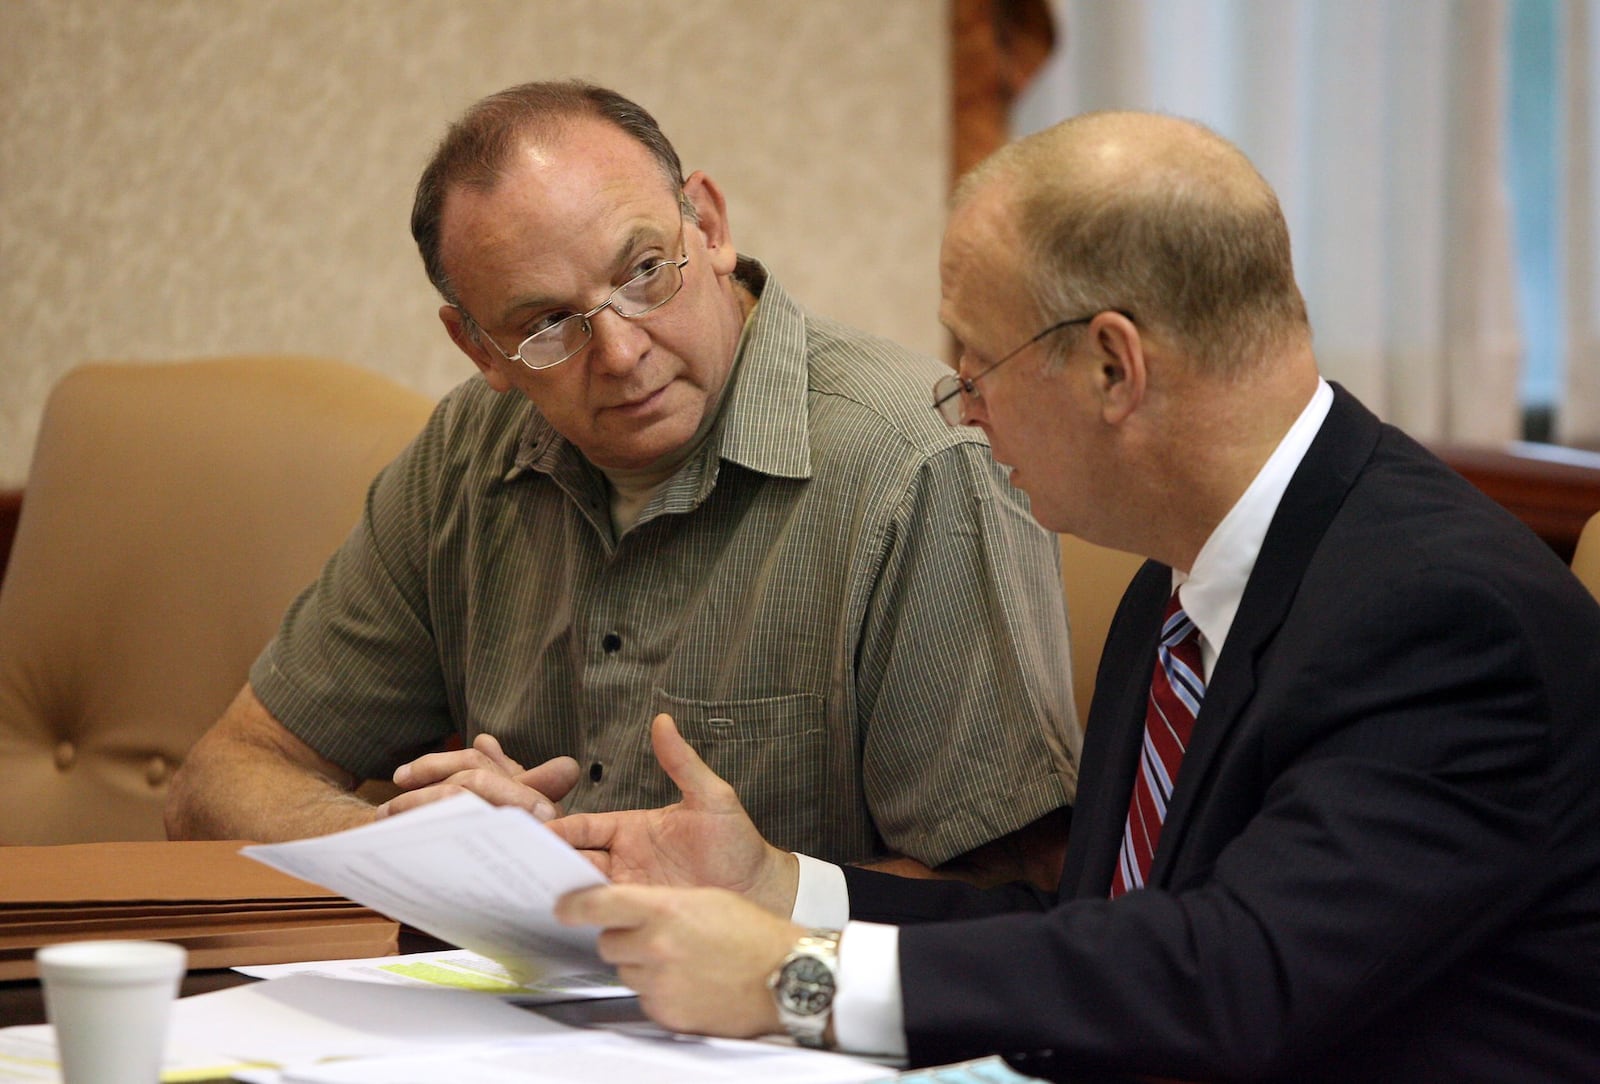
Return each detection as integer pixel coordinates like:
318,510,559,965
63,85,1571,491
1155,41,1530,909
0,1,948,487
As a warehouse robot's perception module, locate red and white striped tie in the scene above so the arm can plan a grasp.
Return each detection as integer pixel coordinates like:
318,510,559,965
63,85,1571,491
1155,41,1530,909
1110,592,1206,898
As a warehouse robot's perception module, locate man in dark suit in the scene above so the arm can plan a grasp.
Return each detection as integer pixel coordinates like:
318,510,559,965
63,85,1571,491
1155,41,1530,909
553,111,1600,1081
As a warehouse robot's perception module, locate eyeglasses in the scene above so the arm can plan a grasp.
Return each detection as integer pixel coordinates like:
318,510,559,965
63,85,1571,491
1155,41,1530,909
465,224,690,372
931,310,1130,426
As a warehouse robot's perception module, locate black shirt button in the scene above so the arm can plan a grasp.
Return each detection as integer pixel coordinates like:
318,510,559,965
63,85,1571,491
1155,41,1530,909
602,632,622,653
589,761,604,783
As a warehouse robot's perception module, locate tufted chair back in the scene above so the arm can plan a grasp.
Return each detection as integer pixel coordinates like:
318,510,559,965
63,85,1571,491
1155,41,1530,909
0,358,435,843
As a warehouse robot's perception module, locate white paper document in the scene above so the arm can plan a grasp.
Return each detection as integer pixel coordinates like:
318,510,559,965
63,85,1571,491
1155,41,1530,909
163,975,889,1084
0,1028,253,1083
242,793,606,983
266,1030,894,1084
236,948,631,1004
170,973,572,1067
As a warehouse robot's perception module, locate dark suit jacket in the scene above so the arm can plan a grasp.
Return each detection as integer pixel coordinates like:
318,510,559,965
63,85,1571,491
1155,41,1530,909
843,386,1600,1082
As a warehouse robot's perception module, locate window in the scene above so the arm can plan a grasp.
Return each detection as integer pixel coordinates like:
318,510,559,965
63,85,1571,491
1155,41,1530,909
1507,0,1565,440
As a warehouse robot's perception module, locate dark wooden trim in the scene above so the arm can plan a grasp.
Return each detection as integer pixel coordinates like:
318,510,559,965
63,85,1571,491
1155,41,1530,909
951,0,1056,186
1433,442,1600,562
949,0,1056,362
0,488,21,586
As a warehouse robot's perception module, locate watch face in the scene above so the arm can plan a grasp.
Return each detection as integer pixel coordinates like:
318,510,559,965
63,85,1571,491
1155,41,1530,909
779,956,836,1015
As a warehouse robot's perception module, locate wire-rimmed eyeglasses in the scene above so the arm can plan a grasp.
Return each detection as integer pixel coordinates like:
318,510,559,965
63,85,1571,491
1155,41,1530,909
931,310,1128,426
463,225,690,372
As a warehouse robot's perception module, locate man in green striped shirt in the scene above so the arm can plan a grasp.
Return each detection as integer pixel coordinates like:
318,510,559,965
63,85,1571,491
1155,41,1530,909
167,81,1078,885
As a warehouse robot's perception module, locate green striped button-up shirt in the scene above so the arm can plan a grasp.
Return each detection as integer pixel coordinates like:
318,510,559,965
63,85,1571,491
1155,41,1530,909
251,260,1079,866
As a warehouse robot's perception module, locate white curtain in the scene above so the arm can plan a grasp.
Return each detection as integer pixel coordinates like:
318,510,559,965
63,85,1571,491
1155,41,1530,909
1012,0,1588,447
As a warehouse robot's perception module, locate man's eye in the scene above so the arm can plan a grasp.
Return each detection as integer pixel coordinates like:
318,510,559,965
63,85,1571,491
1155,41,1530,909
527,311,574,337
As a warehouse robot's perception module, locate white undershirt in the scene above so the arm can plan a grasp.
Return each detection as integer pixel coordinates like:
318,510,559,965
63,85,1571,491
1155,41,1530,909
793,379,1334,1058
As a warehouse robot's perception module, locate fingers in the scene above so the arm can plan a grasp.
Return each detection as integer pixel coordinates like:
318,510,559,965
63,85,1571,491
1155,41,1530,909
471,733,525,775
546,811,617,851
391,738,569,820
530,810,617,879
556,885,796,1040
520,755,581,808
377,782,468,818
555,884,649,929
393,738,520,790
570,850,613,878
650,714,738,809
395,718,728,809
380,767,558,820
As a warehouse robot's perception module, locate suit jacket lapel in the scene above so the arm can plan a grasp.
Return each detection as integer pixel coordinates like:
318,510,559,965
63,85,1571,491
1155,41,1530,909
1147,385,1382,886
1060,560,1169,896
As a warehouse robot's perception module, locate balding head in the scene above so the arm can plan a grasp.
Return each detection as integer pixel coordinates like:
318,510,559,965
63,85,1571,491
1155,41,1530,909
412,80,690,308
956,111,1310,374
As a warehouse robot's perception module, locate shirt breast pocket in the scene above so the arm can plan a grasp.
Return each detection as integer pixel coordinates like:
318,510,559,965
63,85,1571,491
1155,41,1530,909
652,689,827,855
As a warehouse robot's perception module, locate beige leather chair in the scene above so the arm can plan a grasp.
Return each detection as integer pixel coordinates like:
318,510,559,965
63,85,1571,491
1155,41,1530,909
1573,510,1600,602
1059,533,1146,727
0,358,435,844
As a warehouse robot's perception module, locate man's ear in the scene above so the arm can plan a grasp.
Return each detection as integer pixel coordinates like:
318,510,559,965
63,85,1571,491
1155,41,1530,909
681,170,739,277
1089,312,1146,425
440,304,513,393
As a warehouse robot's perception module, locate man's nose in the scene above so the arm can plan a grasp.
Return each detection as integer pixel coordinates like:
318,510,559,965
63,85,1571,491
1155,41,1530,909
959,391,988,428
584,306,651,374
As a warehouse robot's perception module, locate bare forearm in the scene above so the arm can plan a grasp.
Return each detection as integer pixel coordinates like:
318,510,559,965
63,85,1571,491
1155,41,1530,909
166,750,376,841
165,685,378,842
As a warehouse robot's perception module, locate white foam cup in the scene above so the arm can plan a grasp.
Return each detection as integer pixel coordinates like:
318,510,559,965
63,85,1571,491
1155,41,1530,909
35,939,187,1084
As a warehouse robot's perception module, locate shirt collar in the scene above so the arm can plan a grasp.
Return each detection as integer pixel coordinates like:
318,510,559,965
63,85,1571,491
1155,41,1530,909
709,258,813,480
1174,377,1333,676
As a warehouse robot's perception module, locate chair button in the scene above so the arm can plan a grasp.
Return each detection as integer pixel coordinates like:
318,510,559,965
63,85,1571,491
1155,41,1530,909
145,755,169,787
53,741,76,770
589,761,604,784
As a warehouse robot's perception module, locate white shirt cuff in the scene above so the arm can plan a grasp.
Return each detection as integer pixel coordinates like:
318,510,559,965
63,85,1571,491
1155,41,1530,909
835,921,907,1059
787,855,907,1059
790,852,850,928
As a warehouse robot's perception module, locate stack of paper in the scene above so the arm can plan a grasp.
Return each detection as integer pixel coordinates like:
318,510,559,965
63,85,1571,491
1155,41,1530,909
3,973,898,1083
173,975,893,1084
243,793,607,984
0,840,398,979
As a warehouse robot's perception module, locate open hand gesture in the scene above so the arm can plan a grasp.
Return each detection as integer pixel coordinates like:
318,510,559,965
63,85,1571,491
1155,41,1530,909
550,714,799,915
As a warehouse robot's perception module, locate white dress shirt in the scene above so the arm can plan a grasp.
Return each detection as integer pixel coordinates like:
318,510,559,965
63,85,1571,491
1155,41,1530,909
791,379,1334,1058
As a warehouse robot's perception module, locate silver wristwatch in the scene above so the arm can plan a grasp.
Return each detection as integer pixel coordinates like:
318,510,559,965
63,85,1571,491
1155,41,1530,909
767,928,840,1048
